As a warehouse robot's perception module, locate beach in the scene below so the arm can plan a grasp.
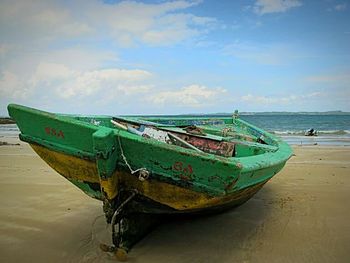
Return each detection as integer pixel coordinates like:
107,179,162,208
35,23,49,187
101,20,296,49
0,137,350,262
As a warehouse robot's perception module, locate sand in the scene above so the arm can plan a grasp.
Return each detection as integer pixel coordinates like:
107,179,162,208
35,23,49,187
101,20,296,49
0,138,349,263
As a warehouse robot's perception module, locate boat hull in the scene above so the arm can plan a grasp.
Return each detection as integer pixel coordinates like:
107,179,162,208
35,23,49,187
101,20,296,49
30,143,270,214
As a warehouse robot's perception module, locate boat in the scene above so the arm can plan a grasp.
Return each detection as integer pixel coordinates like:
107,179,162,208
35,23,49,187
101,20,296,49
7,104,292,259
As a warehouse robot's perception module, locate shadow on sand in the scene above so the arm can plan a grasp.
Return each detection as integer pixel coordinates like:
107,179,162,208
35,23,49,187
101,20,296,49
67,186,276,263
130,186,276,263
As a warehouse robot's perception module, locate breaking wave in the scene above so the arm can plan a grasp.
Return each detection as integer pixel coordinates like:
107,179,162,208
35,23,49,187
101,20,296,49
271,130,350,136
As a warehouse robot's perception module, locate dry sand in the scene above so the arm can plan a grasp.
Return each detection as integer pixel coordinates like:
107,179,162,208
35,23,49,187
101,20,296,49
0,138,349,263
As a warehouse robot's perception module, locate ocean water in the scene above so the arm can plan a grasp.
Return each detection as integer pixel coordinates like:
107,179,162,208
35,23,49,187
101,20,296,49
0,124,19,138
240,114,350,146
1,115,350,146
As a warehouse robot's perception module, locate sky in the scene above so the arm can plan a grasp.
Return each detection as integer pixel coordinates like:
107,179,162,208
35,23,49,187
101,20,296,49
0,0,349,116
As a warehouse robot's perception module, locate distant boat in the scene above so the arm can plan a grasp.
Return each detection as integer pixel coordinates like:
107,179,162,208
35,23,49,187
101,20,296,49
7,104,292,259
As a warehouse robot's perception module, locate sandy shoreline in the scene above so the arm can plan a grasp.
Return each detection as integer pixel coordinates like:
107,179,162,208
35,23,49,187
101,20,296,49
0,138,349,262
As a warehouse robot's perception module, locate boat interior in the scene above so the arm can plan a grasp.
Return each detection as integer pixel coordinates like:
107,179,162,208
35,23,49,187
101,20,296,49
69,115,279,158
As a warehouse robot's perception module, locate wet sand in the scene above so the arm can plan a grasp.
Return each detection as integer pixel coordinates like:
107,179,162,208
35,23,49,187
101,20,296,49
0,139,349,262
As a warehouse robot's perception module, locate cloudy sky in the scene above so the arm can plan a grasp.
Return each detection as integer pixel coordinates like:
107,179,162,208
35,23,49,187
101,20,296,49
0,0,349,115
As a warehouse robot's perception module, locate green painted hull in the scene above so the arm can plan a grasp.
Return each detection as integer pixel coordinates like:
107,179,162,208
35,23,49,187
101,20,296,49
7,103,292,255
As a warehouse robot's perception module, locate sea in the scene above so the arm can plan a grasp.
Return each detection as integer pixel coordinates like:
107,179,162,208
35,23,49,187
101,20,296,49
1,114,350,146
240,114,350,146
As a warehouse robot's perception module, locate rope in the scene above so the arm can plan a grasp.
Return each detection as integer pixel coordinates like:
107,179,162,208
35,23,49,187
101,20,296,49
117,130,148,177
90,214,111,244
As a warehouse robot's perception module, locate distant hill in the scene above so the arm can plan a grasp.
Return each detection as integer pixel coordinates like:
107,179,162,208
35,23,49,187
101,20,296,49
179,111,350,117
239,111,350,116
0,117,15,124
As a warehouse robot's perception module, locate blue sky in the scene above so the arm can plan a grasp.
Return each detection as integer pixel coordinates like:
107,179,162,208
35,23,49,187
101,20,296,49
0,0,349,115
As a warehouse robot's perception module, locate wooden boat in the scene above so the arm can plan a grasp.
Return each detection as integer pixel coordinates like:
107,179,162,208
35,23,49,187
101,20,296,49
7,104,292,259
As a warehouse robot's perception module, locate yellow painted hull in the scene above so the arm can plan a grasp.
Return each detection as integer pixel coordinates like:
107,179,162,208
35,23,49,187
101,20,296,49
31,144,266,212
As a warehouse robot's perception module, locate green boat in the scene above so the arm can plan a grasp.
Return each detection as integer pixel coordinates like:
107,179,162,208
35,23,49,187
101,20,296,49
7,104,292,259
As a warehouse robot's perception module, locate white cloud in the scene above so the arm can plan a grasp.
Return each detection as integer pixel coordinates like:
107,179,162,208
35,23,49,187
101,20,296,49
94,1,216,46
334,3,347,11
30,63,152,99
327,3,347,12
253,0,302,15
32,62,76,84
0,0,216,47
304,73,350,103
148,84,227,107
305,73,350,84
0,44,11,56
0,63,152,105
241,92,322,105
70,68,152,98
0,71,27,99
0,0,92,44
1,63,230,113
223,42,296,65
0,0,221,114
301,92,323,98
241,94,296,105
139,13,216,46
39,48,119,71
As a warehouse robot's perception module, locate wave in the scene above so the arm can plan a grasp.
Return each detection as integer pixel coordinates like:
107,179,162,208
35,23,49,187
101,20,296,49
271,130,350,136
